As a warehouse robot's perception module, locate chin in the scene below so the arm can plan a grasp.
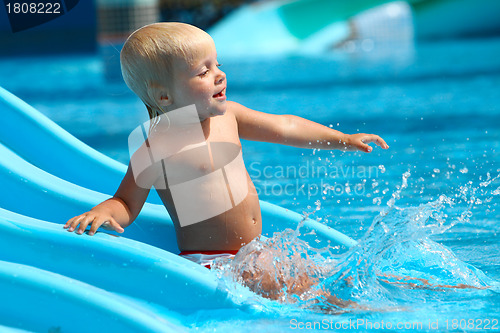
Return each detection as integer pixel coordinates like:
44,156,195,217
212,105,227,116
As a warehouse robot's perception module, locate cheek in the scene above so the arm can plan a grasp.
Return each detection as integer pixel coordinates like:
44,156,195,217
189,80,212,96
198,87,213,99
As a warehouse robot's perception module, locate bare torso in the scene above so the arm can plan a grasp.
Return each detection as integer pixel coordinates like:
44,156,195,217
148,105,262,251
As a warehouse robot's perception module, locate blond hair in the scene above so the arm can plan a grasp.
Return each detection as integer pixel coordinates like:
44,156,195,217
120,22,213,120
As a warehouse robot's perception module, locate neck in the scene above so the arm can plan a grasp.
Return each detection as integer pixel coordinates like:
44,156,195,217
200,117,211,140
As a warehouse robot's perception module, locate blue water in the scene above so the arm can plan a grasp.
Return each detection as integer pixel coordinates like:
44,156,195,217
1,37,499,331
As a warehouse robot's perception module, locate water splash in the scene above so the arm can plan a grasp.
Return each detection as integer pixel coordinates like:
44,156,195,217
212,171,499,314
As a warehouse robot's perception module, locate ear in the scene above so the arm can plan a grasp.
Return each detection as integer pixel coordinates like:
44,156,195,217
149,82,173,107
158,92,172,107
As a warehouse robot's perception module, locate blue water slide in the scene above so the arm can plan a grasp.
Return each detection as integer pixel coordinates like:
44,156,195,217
0,208,236,313
0,86,127,196
0,260,186,332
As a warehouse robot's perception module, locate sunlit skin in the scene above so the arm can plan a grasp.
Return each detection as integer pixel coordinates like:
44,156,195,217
64,23,390,304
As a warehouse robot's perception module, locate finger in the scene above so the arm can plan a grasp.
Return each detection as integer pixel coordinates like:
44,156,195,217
64,216,77,229
364,135,389,149
76,216,95,235
371,135,389,149
88,218,104,236
64,215,84,229
67,215,86,232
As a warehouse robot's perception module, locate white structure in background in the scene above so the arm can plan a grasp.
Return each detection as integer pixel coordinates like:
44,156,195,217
340,1,414,58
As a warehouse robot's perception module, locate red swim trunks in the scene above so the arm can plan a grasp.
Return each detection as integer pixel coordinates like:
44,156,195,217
179,250,239,269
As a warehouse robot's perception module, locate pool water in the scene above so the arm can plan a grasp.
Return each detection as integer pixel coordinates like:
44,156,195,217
1,36,499,331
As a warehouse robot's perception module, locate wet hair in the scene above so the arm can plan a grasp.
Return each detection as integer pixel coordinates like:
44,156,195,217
120,22,213,121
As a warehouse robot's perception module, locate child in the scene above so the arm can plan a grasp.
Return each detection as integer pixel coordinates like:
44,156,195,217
65,22,389,299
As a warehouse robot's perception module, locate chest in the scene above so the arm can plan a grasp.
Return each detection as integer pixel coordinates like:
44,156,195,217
162,114,242,186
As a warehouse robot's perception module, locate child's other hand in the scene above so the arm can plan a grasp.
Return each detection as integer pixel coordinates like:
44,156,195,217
343,133,389,153
64,211,125,236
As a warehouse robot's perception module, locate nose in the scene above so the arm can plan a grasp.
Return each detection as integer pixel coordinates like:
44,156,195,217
215,68,225,85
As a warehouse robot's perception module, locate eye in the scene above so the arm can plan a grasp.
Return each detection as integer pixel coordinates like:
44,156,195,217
216,63,222,68
198,69,209,77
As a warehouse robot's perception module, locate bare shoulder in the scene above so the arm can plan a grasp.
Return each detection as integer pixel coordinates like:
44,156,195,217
226,100,245,116
226,100,280,124
227,100,243,109
226,100,265,121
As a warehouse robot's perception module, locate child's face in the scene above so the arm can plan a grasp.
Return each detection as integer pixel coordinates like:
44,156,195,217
169,40,226,121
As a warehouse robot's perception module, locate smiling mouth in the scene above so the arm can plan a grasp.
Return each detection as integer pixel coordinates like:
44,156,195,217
213,87,226,98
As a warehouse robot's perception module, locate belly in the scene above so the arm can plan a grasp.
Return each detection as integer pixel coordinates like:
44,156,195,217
176,183,262,251
157,176,262,252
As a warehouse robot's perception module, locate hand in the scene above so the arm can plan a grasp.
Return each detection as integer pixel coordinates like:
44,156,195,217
64,210,125,236
343,133,389,153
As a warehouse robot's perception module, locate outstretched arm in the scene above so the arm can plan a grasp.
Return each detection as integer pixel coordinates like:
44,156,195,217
230,101,389,153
